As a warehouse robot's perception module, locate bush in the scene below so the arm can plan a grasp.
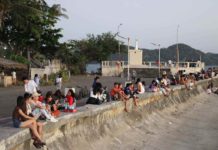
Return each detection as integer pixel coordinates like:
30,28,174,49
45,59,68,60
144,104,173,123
9,55,29,64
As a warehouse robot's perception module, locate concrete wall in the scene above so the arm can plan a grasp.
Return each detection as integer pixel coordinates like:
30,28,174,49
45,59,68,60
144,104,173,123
30,59,63,79
1,77,218,150
0,76,13,87
102,66,123,76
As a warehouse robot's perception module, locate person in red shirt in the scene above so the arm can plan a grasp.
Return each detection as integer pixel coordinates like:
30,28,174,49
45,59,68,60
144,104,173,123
110,82,121,100
64,89,77,113
37,90,44,102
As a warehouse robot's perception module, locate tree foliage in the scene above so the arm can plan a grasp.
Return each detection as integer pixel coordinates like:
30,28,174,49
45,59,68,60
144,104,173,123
0,0,67,59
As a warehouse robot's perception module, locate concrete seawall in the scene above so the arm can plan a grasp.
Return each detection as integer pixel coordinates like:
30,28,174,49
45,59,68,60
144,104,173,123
1,78,218,150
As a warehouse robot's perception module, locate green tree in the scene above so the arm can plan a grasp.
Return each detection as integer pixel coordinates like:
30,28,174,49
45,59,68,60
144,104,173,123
0,0,67,59
0,0,42,29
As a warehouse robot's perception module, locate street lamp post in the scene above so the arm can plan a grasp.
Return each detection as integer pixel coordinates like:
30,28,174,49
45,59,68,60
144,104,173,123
117,23,123,60
176,25,180,69
116,31,130,80
127,37,130,81
151,43,161,78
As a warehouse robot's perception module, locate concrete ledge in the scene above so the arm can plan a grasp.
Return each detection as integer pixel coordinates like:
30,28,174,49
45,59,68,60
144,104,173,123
1,77,218,150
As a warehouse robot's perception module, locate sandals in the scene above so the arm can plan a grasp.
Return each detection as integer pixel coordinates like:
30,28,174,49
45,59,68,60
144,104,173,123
33,139,46,149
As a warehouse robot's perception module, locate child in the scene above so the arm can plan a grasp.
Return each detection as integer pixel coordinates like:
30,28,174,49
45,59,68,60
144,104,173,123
45,91,60,117
53,89,65,110
64,89,77,112
110,82,120,100
37,90,44,102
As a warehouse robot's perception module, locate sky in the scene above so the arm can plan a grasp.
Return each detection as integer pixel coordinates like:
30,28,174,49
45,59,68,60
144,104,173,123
46,0,218,53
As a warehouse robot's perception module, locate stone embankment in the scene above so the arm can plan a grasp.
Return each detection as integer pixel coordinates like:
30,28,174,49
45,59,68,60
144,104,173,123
0,77,217,150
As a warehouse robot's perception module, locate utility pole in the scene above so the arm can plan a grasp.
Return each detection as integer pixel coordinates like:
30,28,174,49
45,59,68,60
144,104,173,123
151,43,161,78
127,37,130,81
117,23,122,61
176,25,180,69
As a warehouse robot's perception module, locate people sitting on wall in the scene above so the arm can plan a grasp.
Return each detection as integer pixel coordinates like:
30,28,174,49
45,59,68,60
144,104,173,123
135,78,145,94
118,83,132,112
149,80,159,92
179,74,187,86
169,73,178,85
29,92,58,122
110,82,129,111
64,89,77,112
53,89,65,110
124,83,139,107
186,73,196,90
23,76,38,94
37,90,44,102
45,91,61,117
87,82,106,105
110,82,120,101
160,74,172,96
12,96,46,149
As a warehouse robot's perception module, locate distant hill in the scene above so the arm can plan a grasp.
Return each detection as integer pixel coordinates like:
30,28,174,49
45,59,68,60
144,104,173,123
109,44,218,66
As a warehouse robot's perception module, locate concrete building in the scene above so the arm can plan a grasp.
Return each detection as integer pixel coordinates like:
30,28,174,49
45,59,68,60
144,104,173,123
101,42,205,78
30,59,65,79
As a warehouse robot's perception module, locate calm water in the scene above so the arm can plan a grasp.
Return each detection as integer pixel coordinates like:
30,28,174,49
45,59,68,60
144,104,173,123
86,63,101,73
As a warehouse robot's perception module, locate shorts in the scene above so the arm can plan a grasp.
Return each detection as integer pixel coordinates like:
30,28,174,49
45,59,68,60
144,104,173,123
13,118,23,128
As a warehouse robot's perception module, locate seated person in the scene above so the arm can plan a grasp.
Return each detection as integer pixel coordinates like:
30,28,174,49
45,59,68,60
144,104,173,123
53,89,65,110
110,82,120,100
29,92,58,122
37,90,44,102
149,80,159,92
12,96,46,148
64,89,77,112
45,91,61,117
87,82,105,105
124,83,139,107
135,78,145,94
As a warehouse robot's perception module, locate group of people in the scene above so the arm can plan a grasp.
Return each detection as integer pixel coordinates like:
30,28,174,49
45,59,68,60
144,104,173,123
12,68,216,148
86,76,145,111
12,76,76,148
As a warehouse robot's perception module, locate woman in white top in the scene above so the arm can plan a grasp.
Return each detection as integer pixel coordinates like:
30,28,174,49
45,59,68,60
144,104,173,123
135,78,145,94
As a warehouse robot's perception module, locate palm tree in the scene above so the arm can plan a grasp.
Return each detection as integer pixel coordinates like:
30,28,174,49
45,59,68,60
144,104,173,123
0,0,42,29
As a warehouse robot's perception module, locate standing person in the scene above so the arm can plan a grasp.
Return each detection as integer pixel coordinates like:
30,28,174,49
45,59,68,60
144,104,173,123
23,76,38,94
12,71,16,85
92,76,100,89
55,74,62,90
34,74,40,88
131,70,137,82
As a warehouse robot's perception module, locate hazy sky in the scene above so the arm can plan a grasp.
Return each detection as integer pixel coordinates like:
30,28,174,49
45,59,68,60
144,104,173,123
46,0,218,53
